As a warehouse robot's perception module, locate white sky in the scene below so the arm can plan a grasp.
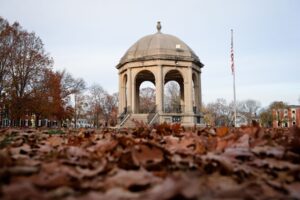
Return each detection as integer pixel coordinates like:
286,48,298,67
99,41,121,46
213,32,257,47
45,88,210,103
1,0,299,107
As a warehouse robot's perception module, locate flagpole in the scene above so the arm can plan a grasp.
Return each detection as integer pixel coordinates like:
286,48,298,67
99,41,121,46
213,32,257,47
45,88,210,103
231,29,237,127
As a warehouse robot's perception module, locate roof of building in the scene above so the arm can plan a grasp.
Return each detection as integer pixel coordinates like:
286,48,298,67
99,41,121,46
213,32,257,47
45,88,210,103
289,105,300,108
116,22,203,69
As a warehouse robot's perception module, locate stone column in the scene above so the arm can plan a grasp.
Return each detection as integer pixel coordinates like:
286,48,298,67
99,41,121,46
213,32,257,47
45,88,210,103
184,67,193,114
135,82,140,113
180,82,184,112
127,68,133,113
193,72,200,112
118,73,123,114
131,71,138,113
199,70,202,111
155,65,163,113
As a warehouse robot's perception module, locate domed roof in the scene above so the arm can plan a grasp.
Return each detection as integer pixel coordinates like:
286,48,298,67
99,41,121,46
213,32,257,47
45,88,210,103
116,22,203,69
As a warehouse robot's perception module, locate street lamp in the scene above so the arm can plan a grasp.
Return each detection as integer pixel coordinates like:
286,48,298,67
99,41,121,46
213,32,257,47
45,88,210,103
0,90,7,127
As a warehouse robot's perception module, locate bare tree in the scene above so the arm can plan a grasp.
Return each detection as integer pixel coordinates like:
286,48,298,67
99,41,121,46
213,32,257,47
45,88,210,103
74,93,89,128
103,92,118,126
139,87,156,113
87,85,118,127
88,84,107,128
60,70,86,100
0,17,11,95
205,98,232,126
59,70,85,127
238,99,261,123
164,81,180,112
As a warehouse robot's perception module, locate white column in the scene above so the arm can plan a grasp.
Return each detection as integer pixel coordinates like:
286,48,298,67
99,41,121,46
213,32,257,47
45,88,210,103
184,67,193,114
180,82,184,111
132,80,139,113
155,65,163,113
199,70,202,111
193,72,201,112
127,68,133,113
118,73,123,114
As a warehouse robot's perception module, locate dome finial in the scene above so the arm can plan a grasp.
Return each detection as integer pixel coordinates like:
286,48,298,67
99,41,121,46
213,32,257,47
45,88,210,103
156,21,161,33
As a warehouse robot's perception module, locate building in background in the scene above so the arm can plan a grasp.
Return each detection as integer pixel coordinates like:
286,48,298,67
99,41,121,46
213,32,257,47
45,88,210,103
272,105,300,128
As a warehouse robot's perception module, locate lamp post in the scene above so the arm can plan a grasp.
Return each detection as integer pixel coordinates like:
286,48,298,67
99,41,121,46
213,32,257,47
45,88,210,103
0,90,8,127
0,91,3,127
74,93,77,129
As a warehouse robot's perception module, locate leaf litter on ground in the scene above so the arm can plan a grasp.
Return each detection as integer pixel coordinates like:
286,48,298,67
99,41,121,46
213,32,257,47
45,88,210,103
0,124,300,199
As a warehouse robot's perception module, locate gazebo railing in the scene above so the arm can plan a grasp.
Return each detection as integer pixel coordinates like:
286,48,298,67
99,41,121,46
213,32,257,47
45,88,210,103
119,107,130,127
147,105,157,123
164,105,183,113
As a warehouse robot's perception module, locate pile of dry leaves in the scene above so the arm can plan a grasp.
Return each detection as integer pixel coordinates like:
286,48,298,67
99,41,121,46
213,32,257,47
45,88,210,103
0,123,300,200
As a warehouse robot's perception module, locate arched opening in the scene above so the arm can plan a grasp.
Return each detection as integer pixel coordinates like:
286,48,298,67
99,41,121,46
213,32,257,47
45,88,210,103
164,81,180,113
139,81,156,113
164,70,184,113
135,70,156,113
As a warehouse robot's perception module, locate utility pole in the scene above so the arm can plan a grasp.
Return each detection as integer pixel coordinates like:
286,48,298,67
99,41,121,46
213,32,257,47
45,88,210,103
231,29,237,127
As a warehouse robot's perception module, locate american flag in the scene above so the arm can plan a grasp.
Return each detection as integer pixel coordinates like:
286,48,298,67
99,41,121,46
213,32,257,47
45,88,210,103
231,29,234,75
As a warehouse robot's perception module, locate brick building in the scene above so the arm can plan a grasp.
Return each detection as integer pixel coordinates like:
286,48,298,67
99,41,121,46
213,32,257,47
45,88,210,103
272,105,300,128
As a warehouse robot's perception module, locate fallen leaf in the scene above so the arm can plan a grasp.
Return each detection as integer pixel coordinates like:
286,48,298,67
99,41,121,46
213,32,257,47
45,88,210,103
2,181,44,200
216,126,229,137
252,145,285,158
47,135,64,147
132,143,164,168
105,169,161,190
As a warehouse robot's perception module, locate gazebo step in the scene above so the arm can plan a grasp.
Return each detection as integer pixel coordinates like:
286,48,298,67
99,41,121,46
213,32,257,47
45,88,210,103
122,114,148,128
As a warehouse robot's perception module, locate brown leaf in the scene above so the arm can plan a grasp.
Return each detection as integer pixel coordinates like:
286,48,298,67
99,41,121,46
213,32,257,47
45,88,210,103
222,134,253,159
10,143,31,157
203,152,236,174
252,145,285,158
216,126,229,137
45,186,74,199
141,174,199,200
75,159,107,178
66,146,89,158
69,189,140,200
86,139,118,154
2,181,44,200
164,135,205,155
0,149,13,167
251,158,300,171
31,162,75,188
132,143,164,168
7,166,39,175
47,135,64,147
105,169,161,190
118,151,140,170
284,183,300,199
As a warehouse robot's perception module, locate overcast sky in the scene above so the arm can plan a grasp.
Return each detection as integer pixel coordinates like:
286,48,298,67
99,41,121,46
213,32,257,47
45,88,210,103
1,0,299,107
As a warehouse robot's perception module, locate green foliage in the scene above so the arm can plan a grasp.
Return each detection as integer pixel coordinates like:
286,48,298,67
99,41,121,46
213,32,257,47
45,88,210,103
0,135,12,149
259,109,272,127
269,101,288,110
0,132,17,149
259,101,289,128
46,129,65,135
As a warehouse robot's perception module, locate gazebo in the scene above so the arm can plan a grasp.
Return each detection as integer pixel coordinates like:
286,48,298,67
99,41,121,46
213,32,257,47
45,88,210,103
117,22,204,127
